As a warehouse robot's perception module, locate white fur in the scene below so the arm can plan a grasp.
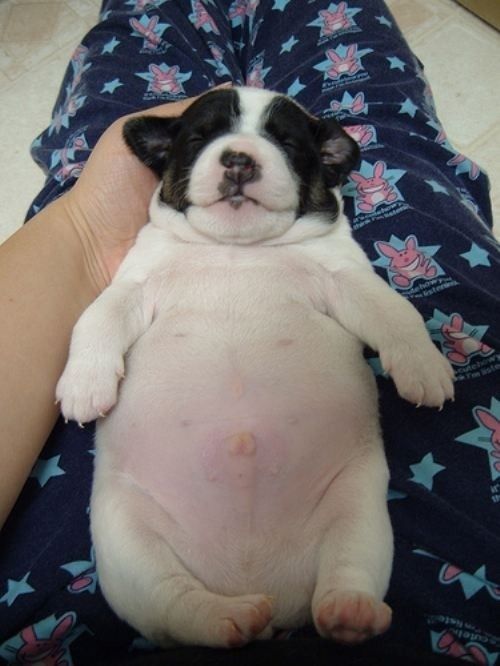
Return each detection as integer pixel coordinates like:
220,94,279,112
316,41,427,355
57,89,454,648
187,132,299,244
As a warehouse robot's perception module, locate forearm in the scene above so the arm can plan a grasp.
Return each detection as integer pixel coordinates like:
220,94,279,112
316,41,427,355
327,268,427,354
0,196,99,529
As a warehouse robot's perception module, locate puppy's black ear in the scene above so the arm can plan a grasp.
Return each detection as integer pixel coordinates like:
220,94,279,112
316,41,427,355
315,118,360,187
123,116,181,177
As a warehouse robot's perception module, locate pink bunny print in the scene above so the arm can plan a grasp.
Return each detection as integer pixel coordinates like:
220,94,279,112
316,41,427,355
343,124,375,147
437,631,488,664
130,16,162,48
16,615,74,665
350,161,398,212
229,0,258,19
229,0,247,19
149,64,182,94
447,152,481,180
439,562,500,600
441,315,494,365
375,235,437,288
192,1,219,33
52,131,88,184
326,44,360,79
320,2,351,35
247,60,265,88
330,91,366,115
475,408,500,473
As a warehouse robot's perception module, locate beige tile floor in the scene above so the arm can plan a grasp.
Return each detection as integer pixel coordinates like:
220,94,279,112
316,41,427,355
0,0,499,243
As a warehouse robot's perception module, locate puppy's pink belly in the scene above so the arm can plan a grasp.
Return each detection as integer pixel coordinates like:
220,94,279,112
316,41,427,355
99,315,375,534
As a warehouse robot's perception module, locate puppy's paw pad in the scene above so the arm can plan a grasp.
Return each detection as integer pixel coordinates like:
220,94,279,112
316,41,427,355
314,591,391,644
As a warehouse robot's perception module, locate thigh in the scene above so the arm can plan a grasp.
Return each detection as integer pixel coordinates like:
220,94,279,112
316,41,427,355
247,0,500,659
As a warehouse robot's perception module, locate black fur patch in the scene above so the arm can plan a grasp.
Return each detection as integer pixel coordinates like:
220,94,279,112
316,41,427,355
123,88,359,219
123,89,240,210
263,97,359,218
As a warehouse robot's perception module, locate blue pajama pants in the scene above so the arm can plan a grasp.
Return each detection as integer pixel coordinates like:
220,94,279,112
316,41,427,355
1,1,499,664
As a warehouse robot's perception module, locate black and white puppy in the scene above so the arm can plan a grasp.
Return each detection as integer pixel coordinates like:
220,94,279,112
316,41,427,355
57,87,454,648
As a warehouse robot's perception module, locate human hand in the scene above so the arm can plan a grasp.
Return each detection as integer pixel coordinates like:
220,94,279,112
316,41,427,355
61,88,228,294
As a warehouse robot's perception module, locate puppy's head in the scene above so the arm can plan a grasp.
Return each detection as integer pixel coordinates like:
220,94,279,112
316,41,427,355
124,87,359,243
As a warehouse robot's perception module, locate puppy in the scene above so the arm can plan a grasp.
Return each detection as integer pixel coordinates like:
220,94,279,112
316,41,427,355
57,87,454,648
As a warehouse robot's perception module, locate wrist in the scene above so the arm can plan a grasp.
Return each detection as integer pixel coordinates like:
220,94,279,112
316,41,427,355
56,193,113,297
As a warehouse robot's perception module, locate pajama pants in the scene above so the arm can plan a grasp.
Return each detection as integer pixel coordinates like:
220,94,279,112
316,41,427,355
1,1,499,664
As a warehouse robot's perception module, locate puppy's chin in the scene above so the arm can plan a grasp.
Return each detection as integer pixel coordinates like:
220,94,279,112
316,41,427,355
185,200,297,245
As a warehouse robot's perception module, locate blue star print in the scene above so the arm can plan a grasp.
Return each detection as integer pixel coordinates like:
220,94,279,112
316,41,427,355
287,78,306,97
414,549,500,600
272,0,292,10
281,35,299,53
399,98,419,117
387,56,406,71
456,398,500,481
460,243,491,268
375,15,392,27
101,78,124,94
0,572,35,606
409,453,446,491
445,565,494,600
102,37,120,54
30,455,65,487
425,179,449,195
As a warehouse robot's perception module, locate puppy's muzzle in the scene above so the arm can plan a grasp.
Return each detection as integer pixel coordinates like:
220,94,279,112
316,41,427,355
218,150,262,208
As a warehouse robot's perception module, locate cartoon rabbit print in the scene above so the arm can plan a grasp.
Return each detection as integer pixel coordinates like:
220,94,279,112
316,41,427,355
130,16,162,48
15,615,74,666
375,235,437,288
321,2,351,34
475,408,500,473
330,92,366,115
440,314,493,365
327,44,360,79
351,161,398,212
437,631,488,664
344,124,375,147
149,64,182,94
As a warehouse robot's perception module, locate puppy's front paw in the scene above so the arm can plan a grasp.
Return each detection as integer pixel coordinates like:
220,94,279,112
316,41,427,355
381,342,455,409
56,354,124,425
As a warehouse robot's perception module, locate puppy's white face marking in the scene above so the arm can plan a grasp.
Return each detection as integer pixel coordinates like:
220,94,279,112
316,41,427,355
123,86,360,245
236,87,276,134
185,88,301,243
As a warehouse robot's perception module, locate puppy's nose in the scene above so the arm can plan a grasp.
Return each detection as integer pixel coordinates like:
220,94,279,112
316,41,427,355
220,150,259,184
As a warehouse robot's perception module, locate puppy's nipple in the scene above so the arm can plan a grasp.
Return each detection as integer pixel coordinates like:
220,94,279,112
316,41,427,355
228,432,256,457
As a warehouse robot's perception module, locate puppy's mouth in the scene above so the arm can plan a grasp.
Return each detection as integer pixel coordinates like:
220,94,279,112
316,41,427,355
221,193,260,209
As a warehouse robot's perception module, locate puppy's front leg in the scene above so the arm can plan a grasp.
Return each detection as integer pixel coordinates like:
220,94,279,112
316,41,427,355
326,267,455,408
56,279,152,425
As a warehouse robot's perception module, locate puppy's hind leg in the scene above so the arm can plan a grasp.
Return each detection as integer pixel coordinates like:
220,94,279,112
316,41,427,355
90,476,272,648
311,434,393,645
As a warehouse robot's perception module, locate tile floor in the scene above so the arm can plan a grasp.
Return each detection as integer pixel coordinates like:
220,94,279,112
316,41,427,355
0,0,499,242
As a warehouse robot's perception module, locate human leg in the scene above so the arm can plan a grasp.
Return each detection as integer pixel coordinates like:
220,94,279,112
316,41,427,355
244,0,500,659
